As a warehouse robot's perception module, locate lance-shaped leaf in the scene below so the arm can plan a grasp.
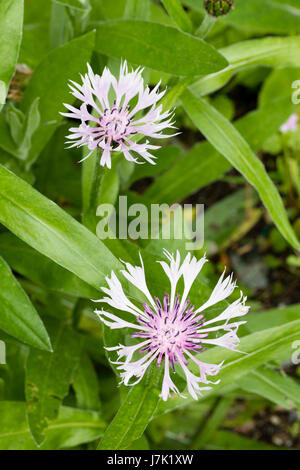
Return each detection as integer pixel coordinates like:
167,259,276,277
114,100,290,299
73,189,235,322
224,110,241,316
0,164,122,291
0,232,98,299
53,0,91,10
124,0,151,19
191,36,300,97
73,352,101,411
203,430,280,451
0,256,51,351
145,96,296,203
0,402,105,450
161,0,193,33
97,366,161,450
181,90,300,251
25,318,83,445
239,367,300,412
184,0,300,35
0,0,24,107
94,20,228,76
220,0,300,35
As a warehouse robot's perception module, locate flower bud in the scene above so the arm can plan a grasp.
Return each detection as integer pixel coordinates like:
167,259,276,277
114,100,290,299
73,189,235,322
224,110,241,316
204,0,234,17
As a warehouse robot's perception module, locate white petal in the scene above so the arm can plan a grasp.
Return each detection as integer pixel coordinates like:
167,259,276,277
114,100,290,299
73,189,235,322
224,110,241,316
95,309,148,331
160,355,184,401
194,270,236,315
158,250,183,311
106,340,151,363
203,293,249,326
100,148,112,168
121,253,156,310
177,355,211,400
119,350,159,386
179,253,207,312
95,271,147,319
201,329,241,351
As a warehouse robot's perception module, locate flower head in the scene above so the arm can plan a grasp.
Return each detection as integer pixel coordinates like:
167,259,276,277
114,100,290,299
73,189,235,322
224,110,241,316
61,62,176,168
94,250,249,401
280,113,298,133
204,0,234,17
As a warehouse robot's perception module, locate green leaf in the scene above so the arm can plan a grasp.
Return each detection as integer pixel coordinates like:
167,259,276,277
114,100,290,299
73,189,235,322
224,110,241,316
81,110,108,230
73,352,101,411
34,123,82,207
0,339,28,400
43,405,104,450
0,0,24,107
0,256,51,352
124,0,150,20
129,145,183,188
84,161,120,233
239,367,300,412
246,303,300,333
222,0,300,35
0,402,105,450
5,98,41,160
181,90,300,250
5,102,24,145
18,97,41,158
0,113,19,157
185,0,300,35
53,0,91,11
259,67,300,106
161,77,193,111
96,0,171,24
0,164,122,291
82,148,99,220
203,430,280,450
145,142,229,203
94,20,228,76
204,189,258,246
98,166,120,207
161,0,193,33
19,0,51,68
20,30,95,166
97,366,161,450
145,95,296,203
0,232,98,299
125,434,150,450
50,2,74,50
25,318,83,445
192,397,233,449
191,36,300,97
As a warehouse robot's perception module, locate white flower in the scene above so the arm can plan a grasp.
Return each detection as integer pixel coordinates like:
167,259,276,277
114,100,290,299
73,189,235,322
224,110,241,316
94,250,249,401
61,62,176,168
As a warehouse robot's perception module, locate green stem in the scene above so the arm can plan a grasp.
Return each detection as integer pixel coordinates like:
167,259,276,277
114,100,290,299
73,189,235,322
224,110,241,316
161,77,194,112
191,397,233,449
195,12,216,38
72,298,87,329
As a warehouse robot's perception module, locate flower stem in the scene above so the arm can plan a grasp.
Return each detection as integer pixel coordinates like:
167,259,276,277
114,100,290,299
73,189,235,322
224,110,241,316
195,12,216,38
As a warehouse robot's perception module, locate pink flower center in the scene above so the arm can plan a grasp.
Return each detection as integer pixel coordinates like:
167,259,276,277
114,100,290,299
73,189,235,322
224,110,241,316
98,103,137,142
133,294,206,370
